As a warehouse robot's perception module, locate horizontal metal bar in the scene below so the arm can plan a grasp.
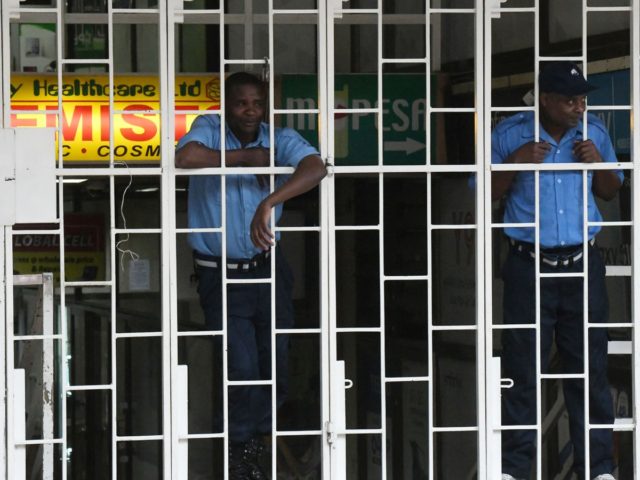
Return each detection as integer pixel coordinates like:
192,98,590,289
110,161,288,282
114,332,163,339
176,330,223,337
10,227,60,235
225,278,273,285
491,106,536,113
113,228,162,234
14,334,63,341
431,325,477,331
608,341,632,355
60,59,110,65
332,165,475,174
273,109,320,115
64,281,113,287
179,433,225,440
175,166,295,175
275,328,321,334
491,7,536,13
116,435,163,442
15,439,64,446
333,225,379,231
430,107,476,113
539,272,585,279
341,428,383,435
431,224,476,230
335,327,381,334
586,6,632,12
429,8,476,14
67,384,113,391
333,108,379,114
56,168,163,176
175,228,224,234
385,376,429,383
272,9,319,15
606,266,631,276
538,56,584,62
381,58,427,64
540,373,585,380
275,226,322,232
227,380,272,386
491,222,536,228
13,274,48,285
223,59,267,65
491,324,535,330
432,426,479,433
383,275,429,281
275,430,323,437
499,425,537,431
587,105,632,111
492,162,629,172
590,221,632,227
111,8,159,14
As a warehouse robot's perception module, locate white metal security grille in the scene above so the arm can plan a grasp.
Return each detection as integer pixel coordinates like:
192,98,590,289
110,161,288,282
0,1,638,479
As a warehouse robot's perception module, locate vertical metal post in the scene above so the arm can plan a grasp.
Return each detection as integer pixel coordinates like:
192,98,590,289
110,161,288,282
631,1,640,476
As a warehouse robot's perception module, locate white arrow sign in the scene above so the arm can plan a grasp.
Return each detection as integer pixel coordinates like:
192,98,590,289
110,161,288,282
383,137,425,155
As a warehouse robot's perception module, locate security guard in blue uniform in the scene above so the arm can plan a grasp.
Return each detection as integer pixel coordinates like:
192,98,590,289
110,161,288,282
176,72,326,479
493,62,622,480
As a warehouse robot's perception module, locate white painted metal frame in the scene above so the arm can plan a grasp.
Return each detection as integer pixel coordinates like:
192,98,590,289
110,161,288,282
486,1,639,478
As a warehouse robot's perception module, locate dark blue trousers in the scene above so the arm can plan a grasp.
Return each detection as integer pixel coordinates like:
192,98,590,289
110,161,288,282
501,243,614,479
195,249,294,443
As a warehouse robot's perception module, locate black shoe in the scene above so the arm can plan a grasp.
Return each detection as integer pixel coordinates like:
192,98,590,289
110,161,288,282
229,438,268,480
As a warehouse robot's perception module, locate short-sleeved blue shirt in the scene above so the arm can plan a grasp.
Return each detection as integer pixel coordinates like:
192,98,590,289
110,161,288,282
177,114,320,259
492,111,622,248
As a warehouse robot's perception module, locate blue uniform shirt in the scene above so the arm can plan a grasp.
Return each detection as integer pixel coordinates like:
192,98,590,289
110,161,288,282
492,111,622,248
177,114,320,259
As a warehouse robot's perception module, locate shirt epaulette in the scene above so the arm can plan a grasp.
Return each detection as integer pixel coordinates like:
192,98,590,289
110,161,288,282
585,112,608,136
494,112,531,136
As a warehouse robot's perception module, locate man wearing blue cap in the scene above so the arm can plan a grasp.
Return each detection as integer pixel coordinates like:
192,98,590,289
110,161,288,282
493,62,622,480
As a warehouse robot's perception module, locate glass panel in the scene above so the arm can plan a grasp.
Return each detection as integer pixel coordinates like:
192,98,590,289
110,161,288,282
346,434,382,479
279,74,319,114
66,0,107,13
224,10,269,61
67,299,111,385
334,20,378,100
67,390,112,479
115,234,162,332
114,0,160,9
26,444,63,480
274,23,318,94
277,334,321,430
276,436,322,478
588,0,630,5
115,176,161,229
540,0,582,58
491,13,534,108
13,282,61,336
431,13,475,110
384,281,429,377
336,231,380,328
178,336,223,434
64,25,108,60
274,0,317,8
382,66,427,166
431,0,476,7
431,112,476,164
335,174,379,227
279,232,320,329
339,333,381,430
382,3,425,60
62,179,110,281
434,331,476,427
383,174,428,276
116,441,162,480
189,439,224,479
385,382,429,479
434,431,477,479
174,24,221,73
116,337,162,436
432,230,476,326
334,112,379,166
15,339,63,439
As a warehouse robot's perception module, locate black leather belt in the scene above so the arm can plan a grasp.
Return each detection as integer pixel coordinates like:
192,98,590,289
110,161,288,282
509,238,595,268
194,250,270,271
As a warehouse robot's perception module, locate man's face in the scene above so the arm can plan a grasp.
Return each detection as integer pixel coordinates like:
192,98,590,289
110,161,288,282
225,83,266,144
540,92,587,130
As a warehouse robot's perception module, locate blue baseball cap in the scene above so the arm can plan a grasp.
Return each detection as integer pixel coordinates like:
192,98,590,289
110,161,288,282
539,62,598,96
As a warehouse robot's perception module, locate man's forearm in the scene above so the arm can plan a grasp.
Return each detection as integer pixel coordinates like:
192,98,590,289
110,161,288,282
491,171,517,201
175,142,266,168
261,155,327,208
593,170,622,201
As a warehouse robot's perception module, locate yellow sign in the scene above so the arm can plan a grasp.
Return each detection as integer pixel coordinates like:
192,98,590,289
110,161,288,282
10,74,220,162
